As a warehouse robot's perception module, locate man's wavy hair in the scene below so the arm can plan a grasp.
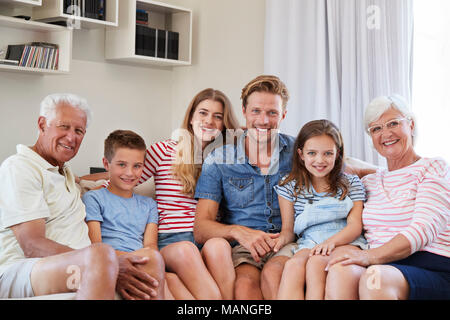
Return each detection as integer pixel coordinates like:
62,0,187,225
240,75,290,110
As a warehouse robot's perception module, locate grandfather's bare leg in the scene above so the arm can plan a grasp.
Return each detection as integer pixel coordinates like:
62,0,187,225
30,243,118,299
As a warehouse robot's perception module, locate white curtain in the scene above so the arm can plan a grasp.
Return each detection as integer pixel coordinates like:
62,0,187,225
264,0,413,165
412,0,450,163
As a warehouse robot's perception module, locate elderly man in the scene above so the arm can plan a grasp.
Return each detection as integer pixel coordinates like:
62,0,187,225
0,94,159,299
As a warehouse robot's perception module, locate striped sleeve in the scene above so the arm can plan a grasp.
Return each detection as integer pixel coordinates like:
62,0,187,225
274,179,296,202
400,159,450,254
346,174,366,202
141,140,167,183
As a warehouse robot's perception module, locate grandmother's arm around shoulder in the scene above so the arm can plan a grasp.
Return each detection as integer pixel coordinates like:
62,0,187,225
344,156,378,178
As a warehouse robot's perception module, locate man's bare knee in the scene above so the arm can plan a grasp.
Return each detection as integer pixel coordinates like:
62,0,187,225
235,264,262,299
261,256,288,284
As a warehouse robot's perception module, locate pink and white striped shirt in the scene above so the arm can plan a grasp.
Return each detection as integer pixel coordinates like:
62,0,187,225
362,157,450,257
140,139,197,233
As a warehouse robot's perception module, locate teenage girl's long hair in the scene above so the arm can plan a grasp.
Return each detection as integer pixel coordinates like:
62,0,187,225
280,119,349,200
172,88,239,196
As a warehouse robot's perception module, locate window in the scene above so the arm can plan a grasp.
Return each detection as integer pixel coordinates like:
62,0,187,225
412,0,450,162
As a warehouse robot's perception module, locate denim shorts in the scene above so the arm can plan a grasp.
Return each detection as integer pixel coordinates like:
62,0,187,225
157,232,203,251
387,251,450,300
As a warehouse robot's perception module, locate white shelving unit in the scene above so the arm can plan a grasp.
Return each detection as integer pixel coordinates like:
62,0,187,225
0,14,71,74
0,0,42,6
0,0,41,17
105,0,192,67
32,0,118,29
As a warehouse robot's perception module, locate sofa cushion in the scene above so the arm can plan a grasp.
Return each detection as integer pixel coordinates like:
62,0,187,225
78,177,156,199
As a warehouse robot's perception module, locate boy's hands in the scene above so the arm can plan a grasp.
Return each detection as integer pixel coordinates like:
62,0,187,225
116,253,160,300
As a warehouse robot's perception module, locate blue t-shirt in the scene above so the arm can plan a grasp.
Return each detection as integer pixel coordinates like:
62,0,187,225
82,188,158,252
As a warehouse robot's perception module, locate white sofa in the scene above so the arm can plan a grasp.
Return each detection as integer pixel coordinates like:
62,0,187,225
78,177,156,199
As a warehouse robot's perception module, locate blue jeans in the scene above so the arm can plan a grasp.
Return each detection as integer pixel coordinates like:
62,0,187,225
157,232,202,251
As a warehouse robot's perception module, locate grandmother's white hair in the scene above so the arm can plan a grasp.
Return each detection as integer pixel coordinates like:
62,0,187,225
364,94,417,144
40,93,92,128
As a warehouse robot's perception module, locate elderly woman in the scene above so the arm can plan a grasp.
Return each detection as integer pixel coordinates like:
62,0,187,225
324,94,450,300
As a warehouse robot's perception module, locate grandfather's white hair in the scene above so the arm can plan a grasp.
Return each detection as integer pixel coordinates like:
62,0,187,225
40,93,92,128
364,94,417,144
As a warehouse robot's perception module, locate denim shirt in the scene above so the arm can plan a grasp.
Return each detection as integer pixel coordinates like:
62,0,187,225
195,131,295,233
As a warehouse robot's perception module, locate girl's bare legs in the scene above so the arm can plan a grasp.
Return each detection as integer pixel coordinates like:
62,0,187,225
165,272,194,300
325,245,366,300
305,254,330,300
276,249,310,300
201,238,236,299
161,241,222,300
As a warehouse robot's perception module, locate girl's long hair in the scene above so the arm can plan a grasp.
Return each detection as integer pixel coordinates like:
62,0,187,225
172,88,239,196
280,119,349,200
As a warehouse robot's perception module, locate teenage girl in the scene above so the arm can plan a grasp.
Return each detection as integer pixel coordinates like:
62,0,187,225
274,119,367,300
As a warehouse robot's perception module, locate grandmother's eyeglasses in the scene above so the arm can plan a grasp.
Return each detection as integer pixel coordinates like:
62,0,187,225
367,117,411,136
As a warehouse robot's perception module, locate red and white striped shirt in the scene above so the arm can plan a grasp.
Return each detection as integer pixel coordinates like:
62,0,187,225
362,157,450,257
140,139,197,233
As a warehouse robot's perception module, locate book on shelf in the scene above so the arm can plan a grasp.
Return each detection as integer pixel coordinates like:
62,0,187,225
167,31,179,60
135,25,156,57
64,0,106,21
136,9,148,25
5,44,25,62
156,29,166,58
5,43,59,70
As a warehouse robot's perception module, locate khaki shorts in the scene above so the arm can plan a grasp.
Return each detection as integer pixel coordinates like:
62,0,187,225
0,258,40,298
232,242,296,270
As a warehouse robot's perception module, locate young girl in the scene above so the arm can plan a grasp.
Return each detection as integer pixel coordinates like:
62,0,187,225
274,119,368,300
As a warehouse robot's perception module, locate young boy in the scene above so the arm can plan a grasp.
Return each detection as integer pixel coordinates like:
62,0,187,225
82,129,165,300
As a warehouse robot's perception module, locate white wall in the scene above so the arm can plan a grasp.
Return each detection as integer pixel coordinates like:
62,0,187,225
169,0,266,129
0,0,265,175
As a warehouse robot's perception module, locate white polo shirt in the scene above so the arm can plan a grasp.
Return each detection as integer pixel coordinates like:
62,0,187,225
0,145,91,274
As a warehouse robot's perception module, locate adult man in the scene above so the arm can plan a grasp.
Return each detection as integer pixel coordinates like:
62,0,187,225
194,75,296,299
0,94,161,299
